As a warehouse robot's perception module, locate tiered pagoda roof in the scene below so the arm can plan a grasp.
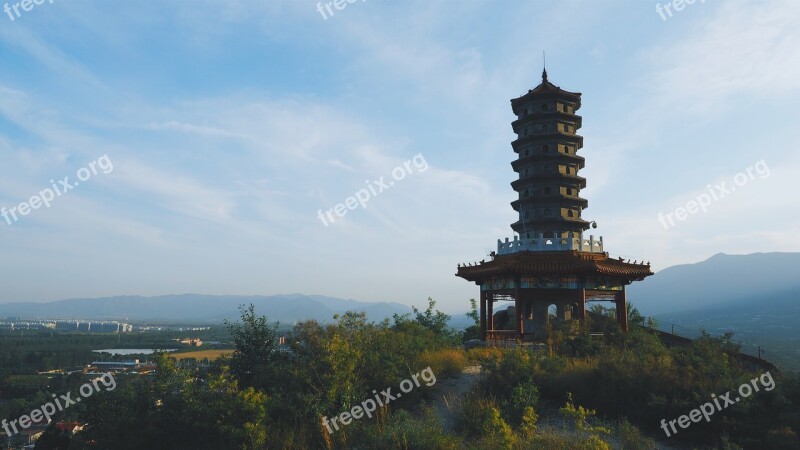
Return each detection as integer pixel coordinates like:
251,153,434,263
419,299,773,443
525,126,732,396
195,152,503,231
456,251,653,282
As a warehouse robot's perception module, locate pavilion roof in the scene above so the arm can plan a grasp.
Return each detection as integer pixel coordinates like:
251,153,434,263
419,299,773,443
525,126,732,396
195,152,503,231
456,250,653,283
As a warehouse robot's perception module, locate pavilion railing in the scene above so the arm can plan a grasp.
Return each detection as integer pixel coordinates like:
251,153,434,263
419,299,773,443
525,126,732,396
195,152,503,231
497,234,603,254
485,330,518,341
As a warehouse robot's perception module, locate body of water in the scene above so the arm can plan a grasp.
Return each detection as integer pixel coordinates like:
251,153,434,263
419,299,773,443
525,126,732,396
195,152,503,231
93,348,177,355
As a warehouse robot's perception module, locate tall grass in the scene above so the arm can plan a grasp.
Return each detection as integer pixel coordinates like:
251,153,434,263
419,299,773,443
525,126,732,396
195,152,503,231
416,349,468,379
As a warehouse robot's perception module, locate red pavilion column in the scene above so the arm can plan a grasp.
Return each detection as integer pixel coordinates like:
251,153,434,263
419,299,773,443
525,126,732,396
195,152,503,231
479,290,486,340
515,277,524,339
487,294,494,337
616,289,628,332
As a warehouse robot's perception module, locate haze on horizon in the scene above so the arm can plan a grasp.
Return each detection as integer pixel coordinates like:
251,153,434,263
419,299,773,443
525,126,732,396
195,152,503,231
1,0,799,312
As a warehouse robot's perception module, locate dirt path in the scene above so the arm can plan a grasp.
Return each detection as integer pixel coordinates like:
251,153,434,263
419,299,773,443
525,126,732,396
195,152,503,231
433,364,483,430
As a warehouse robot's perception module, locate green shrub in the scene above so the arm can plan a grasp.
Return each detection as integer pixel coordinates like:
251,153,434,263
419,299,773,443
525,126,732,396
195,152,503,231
519,406,539,439
453,393,496,438
354,408,462,450
764,427,800,450
616,419,656,450
579,435,612,450
506,378,539,425
477,406,516,450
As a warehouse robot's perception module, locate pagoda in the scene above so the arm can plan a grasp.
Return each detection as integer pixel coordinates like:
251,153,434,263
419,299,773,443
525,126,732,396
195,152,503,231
456,69,652,341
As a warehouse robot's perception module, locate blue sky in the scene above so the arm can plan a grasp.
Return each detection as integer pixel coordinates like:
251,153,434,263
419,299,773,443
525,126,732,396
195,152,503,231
1,0,798,312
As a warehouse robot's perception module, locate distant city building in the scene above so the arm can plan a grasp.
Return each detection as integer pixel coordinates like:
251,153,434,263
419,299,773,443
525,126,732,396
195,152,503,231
90,360,141,369
179,338,203,347
54,320,133,333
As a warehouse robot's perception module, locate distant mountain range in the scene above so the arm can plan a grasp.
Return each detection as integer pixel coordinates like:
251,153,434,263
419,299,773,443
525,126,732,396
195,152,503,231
629,252,800,316
628,252,800,366
3,252,798,343
0,294,412,324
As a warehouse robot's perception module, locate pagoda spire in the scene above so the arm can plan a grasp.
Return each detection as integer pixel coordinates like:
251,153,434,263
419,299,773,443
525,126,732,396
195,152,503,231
542,50,548,82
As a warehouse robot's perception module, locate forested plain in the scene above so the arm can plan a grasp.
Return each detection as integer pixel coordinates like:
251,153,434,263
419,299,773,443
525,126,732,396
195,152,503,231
2,301,799,449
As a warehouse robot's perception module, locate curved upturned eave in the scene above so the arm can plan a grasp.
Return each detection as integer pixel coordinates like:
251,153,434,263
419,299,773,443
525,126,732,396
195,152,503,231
455,251,654,283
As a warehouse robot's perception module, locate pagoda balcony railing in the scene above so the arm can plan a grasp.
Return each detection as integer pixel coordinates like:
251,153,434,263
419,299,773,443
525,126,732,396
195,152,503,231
485,330,519,341
497,233,603,254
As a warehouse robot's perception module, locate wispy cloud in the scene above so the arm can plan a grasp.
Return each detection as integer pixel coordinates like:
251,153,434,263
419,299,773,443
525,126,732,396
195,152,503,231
0,0,797,309
647,0,800,113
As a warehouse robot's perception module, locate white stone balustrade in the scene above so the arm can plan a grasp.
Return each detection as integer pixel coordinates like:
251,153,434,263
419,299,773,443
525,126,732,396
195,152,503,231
497,233,603,254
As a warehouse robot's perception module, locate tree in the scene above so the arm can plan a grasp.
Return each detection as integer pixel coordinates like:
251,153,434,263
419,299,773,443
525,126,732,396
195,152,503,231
225,304,280,390
411,298,452,337
627,303,645,327
463,298,481,341
466,298,479,326
74,357,269,450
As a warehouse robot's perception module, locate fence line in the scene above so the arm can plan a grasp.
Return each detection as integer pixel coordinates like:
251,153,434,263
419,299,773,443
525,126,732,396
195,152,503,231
635,318,799,372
